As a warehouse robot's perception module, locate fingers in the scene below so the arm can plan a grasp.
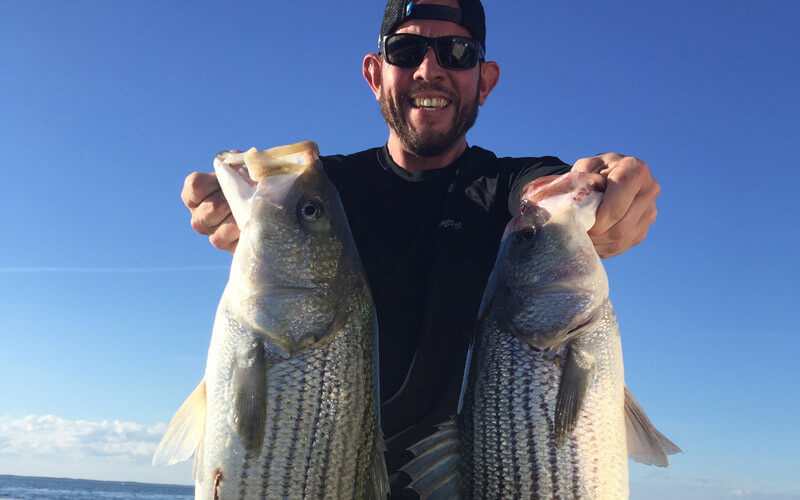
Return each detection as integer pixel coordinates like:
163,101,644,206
590,192,658,258
592,160,644,236
571,155,612,175
189,189,232,235
182,171,240,253
208,214,239,253
572,153,660,258
182,172,220,210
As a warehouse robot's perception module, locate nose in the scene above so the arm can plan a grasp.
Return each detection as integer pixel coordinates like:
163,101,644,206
413,47,445,81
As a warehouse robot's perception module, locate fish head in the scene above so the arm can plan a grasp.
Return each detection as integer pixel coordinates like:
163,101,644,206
214,142,363,356
490,172,609,350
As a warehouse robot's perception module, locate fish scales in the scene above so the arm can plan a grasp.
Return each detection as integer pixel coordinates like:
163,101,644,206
402,172,679,500
202,275,377,499
460,177,631,499
464,313,623,498
153,142,388,500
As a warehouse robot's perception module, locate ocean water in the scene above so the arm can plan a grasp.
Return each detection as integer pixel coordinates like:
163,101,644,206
0,475,193,500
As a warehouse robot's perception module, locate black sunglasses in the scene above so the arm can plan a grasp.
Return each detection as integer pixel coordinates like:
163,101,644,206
379,33,485,71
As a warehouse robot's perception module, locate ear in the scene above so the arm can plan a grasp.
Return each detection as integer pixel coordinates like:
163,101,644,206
478,61,500,106
363,53,383,100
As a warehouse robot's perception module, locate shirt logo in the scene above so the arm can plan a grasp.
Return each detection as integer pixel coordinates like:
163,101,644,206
439,218,463,230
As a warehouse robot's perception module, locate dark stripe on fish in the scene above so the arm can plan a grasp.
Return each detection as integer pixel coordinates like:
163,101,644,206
318,345,334,496
494,339,505,498
260,371,285,497
300,360,320,497
259,433,269,497
473,338,488,497
544,369,560,499
304,350,328,498
570,438,581,498
283,362,306,497
239,450,252,500
506,346,519,500
524,360,539,498
490,332,503,497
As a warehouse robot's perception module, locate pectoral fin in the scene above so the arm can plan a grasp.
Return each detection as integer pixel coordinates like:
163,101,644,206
555,344,596,444
152,379,207,469
624,387,682,466
233,339,268,454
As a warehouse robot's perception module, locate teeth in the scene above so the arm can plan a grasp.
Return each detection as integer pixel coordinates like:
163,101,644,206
413,97,449,109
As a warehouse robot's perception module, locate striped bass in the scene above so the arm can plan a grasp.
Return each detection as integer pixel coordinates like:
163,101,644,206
153,141,388,499
403,172,679,499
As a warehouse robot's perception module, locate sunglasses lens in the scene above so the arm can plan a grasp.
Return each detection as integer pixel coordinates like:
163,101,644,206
384,35,428,67
435,37,479,70
383,35,481,70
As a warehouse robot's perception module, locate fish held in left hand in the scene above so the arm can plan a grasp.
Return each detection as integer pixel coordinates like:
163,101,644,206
153,141,388,499
402,172,680,499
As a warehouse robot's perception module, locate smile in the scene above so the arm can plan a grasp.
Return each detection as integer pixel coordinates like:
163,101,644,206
411,97,450,110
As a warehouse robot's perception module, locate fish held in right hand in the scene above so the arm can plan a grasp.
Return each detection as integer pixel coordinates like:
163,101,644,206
182,170,241,253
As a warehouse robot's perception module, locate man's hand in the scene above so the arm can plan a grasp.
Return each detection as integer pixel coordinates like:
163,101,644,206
181,172,240,253
571,153,660,258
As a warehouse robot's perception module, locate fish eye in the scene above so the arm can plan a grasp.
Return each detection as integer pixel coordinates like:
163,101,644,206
298,200,324,221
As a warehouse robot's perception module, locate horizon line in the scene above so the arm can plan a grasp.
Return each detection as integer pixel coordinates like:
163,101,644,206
0,472,192,488
0,266,229,274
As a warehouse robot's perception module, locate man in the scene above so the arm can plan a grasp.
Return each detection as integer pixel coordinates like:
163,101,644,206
182,0,659,496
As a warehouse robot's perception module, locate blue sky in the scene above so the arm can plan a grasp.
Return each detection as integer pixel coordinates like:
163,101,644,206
1,0,798,497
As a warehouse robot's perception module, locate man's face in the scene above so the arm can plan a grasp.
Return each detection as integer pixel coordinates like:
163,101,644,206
378,19,483,157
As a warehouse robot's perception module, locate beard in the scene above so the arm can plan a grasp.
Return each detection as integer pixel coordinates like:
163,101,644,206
380,81,480,158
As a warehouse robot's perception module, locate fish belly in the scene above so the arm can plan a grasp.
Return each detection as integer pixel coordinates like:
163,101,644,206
199,303,378,499
465,309,627,499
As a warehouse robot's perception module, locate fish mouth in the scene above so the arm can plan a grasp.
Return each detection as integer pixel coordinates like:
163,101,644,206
215,142,319,217
242,142,318,181
521,172,605,206
252,173,302,208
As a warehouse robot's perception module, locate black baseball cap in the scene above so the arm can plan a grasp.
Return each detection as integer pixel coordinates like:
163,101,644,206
380,0,486,51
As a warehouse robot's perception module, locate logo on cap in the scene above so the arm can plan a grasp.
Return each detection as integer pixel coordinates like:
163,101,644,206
405,1,414,17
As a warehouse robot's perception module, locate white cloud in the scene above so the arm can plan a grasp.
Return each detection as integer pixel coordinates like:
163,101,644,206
0,414,192,484
0,415,167,461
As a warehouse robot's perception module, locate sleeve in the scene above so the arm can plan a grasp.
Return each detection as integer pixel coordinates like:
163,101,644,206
506,156,570,215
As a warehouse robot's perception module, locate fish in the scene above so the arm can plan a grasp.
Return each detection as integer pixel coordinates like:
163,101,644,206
402,172,680,499
153,141,388,500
